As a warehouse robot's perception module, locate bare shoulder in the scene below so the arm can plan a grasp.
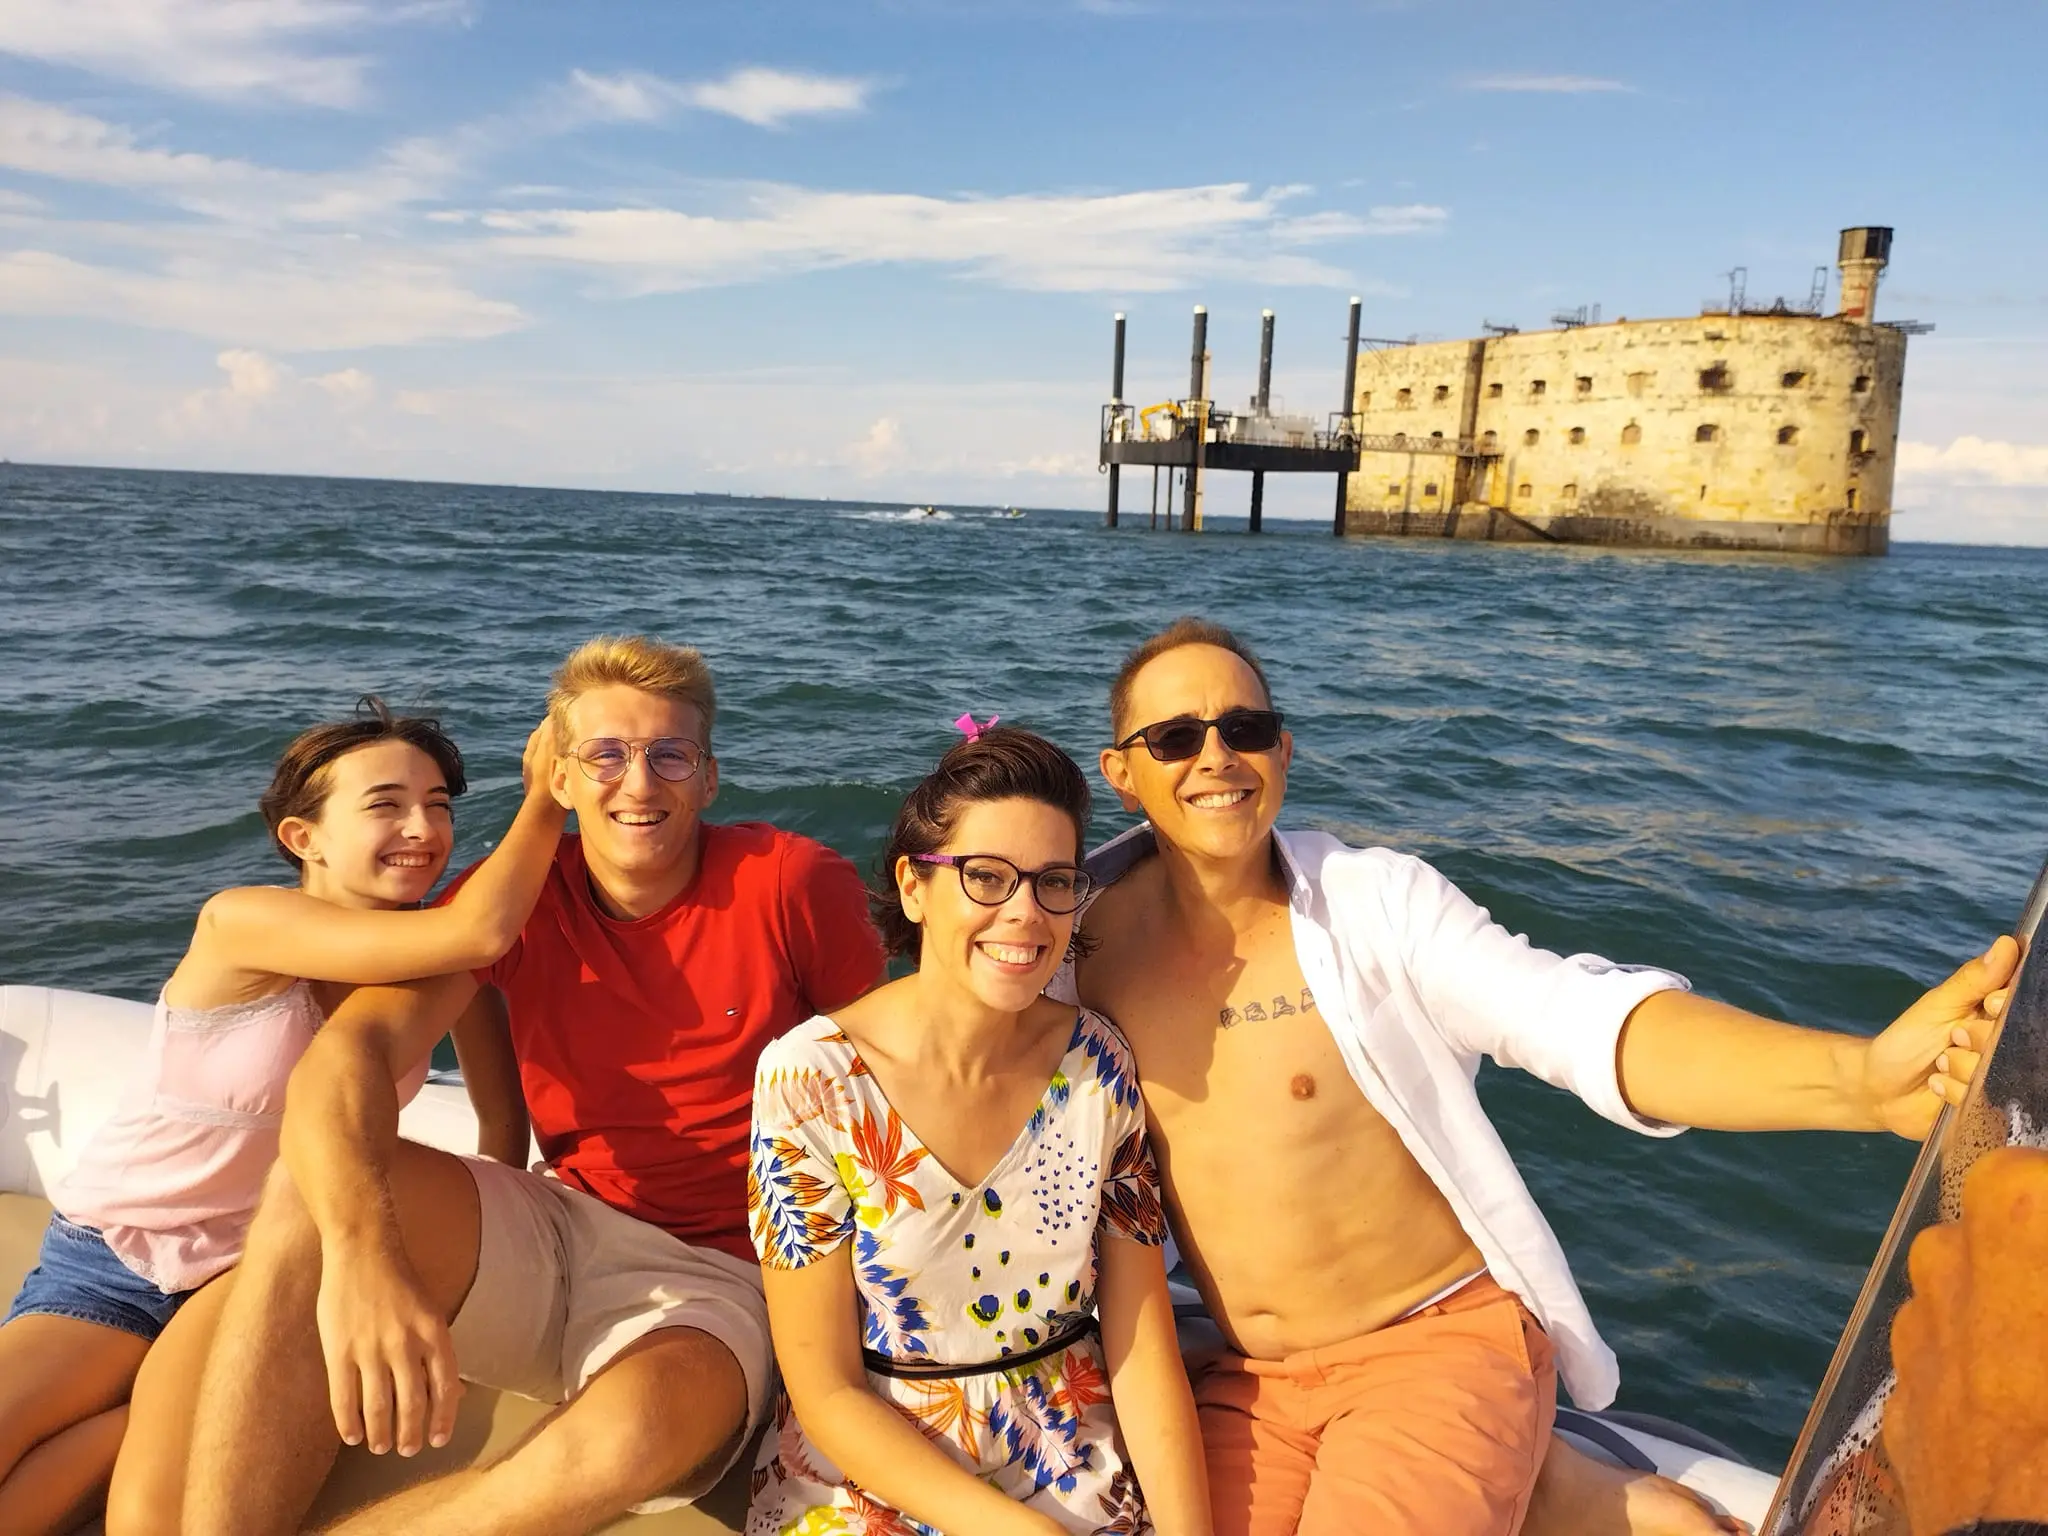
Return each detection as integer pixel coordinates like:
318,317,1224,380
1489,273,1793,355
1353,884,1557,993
815,974,915,1055
1078,859,1167,984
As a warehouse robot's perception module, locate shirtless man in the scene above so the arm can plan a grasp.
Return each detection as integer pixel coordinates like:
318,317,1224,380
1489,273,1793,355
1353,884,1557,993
174,635,885,1535
1074,617,2009,1536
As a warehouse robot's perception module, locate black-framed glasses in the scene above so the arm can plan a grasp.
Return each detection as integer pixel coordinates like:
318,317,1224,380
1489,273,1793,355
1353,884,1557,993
911,854,1094,914
570,737,706,784
1112,709,1285,763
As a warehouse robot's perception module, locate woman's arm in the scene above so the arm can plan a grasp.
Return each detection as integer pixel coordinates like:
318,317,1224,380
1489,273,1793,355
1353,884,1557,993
763,1253,1063,1536
178,725,566,996
449,984,529,1166
1096,1234,1212,1536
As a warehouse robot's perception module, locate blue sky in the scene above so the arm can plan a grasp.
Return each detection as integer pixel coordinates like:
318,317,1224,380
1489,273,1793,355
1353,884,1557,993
1,0,2042,539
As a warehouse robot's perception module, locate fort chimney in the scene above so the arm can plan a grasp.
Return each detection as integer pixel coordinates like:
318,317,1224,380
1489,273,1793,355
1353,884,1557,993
1837,226,1892,324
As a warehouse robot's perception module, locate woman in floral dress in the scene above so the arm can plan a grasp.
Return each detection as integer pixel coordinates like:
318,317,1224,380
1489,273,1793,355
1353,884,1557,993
746,726,1210,1536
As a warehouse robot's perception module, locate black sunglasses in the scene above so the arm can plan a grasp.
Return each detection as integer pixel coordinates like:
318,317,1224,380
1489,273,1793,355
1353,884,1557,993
1112,709,1285,763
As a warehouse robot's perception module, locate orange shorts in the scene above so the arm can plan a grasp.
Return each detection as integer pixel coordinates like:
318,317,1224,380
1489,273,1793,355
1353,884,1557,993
1192,1274,1557,1536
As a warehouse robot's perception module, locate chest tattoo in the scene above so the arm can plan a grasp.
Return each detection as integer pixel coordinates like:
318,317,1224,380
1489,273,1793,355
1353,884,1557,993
1219,986,1317,1030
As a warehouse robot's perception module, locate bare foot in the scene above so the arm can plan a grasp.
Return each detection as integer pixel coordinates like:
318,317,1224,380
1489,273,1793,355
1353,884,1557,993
1524,1432,1752,1536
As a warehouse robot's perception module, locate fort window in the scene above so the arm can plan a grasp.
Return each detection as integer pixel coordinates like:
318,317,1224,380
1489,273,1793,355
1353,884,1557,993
1852,374,1872,393
1627,371,1651,396
1777,425,1800,446
1849,428,1869,455
1430,430,1445,442
1621,422,1642,445
1699,363,1732,394
1695,424,1720,443
1487,382,1503,398
1480,430,1498,451
1424,482,1439,496
1782,370,1807,388
1516,482,1533,500
1396,388,1412,408
1568,427,1586,445
1575,376,1593,395
1562,482,1579,502
1433,385,1451,404
1846,486,1859,510
1359,391,1371,409
1523,428,1540,446
1388,484,1403,497
1530,379,1547,396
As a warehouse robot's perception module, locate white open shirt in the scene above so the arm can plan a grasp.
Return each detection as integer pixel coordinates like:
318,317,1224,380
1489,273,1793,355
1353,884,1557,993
1060,825,1690,1410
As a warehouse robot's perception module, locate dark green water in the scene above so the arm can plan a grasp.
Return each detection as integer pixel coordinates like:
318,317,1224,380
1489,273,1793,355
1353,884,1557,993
3,463,2043,1467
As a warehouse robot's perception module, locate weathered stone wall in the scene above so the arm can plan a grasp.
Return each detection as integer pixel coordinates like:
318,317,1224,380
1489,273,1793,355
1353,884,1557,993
1343,314,1907,554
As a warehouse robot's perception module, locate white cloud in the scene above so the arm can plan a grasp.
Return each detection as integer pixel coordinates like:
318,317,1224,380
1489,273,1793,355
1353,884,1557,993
688,67,873,129
172,346,284,429
564,68,674,125
1897,435,2048,489
0,247,523,349
0,0,459,107
0,93,269,191
480,182,1427,294
1892,437,2048,544
0,352,1122,507
564,66,876,130
849,415,908,475
309,364,375,405
0,95,460,226
1463,74,1635,94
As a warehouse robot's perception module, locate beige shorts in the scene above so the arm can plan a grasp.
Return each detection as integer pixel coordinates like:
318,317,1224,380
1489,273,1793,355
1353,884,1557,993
450,1157,772,1501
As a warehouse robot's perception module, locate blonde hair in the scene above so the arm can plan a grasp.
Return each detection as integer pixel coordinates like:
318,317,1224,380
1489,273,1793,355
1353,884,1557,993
547,635,717,751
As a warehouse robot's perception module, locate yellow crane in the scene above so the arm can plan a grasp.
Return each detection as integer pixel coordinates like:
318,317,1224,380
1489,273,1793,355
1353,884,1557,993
1139,401,1183,441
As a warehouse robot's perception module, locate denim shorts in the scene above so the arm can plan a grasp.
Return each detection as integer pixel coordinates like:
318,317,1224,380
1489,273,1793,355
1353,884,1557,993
4,1213,190,1341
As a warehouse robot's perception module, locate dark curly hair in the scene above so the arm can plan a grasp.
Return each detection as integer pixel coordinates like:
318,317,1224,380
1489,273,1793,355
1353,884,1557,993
259,695,467,868
872,726,1094,962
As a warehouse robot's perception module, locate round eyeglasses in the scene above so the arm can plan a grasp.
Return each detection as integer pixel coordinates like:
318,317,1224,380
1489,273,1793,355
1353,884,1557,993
911,853,1094,915
570,737,706,784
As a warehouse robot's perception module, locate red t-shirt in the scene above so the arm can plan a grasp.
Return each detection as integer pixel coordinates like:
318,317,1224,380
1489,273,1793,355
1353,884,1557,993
446,823,883,1260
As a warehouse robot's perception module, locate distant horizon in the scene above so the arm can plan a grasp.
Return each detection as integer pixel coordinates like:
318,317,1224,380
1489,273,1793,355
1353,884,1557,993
1,1,2040,542
3,456,2012,549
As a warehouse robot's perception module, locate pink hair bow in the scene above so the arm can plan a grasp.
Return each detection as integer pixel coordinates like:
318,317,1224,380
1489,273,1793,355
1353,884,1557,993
954,711,1000,742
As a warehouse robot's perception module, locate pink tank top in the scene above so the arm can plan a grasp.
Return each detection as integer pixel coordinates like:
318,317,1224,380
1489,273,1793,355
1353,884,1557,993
54,982,432,1294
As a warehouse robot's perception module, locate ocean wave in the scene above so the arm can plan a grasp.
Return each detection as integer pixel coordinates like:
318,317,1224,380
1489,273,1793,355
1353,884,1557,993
8,464,2048,1469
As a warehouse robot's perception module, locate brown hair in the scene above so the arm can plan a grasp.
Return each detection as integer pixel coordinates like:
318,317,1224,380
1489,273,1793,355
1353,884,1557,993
548,635,716,752
259,696,467,868
872,726,1094,962
1108,617,1274,737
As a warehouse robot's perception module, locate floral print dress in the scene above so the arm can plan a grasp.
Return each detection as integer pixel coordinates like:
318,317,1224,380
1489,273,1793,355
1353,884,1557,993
746,1008,1168,1536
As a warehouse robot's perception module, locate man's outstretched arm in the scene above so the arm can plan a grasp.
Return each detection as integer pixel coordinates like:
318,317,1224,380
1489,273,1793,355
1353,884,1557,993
1614,938,2016,1139
281,971,480,1456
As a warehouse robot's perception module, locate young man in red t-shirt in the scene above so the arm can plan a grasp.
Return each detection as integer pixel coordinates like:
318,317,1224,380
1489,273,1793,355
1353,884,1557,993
178,636,885,1536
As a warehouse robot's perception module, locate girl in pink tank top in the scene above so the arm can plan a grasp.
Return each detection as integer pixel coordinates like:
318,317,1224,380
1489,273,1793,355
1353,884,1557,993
0,698,567,1535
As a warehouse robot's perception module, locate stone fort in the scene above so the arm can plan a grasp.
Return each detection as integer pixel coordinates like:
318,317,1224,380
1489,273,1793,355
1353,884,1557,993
1340,227,1913,555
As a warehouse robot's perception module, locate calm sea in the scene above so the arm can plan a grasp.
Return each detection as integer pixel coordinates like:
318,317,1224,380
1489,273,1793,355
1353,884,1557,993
3,463,2043,1467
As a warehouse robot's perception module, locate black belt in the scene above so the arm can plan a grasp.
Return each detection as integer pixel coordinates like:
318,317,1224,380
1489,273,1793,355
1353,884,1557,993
862,1317,1098,1380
